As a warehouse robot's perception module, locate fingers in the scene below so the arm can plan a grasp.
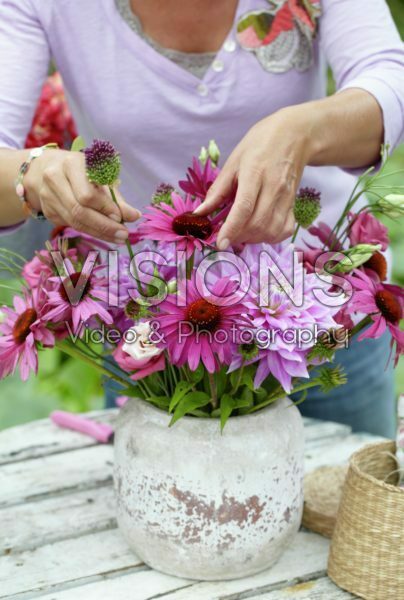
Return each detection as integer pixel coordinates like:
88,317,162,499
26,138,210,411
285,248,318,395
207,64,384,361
41,167,130,244
193,164,235,216
63,154,141,223
112,188,141,223
216,167,262,249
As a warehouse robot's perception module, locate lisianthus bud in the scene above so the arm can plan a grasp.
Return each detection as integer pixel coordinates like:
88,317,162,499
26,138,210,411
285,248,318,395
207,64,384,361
377,194,404,218
293,187,321,228
335,244,382,273
151,183,174,206
199,139,220,167
167,279,177,294
84,139,121,186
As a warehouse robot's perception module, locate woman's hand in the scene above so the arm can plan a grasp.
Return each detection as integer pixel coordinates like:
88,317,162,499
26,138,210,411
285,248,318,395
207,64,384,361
194,107,315,249
24,149,141,243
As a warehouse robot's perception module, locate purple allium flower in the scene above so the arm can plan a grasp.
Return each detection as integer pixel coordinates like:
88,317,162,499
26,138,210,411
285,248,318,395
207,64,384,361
84,139,121,186
294,187,321,228
151,183,174,206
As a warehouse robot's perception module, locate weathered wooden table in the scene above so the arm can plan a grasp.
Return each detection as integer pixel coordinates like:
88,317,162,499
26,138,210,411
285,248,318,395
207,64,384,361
0,411,382,599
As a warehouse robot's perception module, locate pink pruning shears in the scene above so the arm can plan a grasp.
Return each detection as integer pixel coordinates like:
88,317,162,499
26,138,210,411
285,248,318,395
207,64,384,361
50,396,128,444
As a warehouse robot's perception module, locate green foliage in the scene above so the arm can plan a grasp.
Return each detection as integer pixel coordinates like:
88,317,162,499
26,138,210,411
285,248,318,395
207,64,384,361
169,391,211,426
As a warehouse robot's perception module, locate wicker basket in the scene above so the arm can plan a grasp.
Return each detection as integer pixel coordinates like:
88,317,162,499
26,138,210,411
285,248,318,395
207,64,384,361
328,441,404,600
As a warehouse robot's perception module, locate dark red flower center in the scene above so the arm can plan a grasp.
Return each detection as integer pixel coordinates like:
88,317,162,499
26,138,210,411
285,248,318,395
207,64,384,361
364,251,387,281
12,308,37,345
172,212,212,240
59,272,91,304
186,299,220,331
50,225,67,240
375,290,401,323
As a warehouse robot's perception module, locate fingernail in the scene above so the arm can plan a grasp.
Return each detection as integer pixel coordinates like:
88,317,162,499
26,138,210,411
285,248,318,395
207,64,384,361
128,207,141,219
114,230,128,243
193,206,202,214
218,237,230,250
109,214,121,223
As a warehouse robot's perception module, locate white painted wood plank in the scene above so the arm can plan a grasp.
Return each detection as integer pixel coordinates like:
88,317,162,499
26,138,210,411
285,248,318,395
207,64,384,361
0,445,113,508
32,570,193,600
0,412,349,468
1,486,116,555
0,530,142,599
247,576,355,599
30,531,329,600
304,432,385,473
0,411,118,466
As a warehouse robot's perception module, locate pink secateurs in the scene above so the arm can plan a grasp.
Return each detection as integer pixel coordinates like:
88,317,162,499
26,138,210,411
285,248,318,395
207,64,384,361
50,396,129,444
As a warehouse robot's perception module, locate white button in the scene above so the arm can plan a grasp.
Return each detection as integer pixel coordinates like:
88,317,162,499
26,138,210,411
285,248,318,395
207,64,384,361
212,59,224,72
224,39,236,52
197,83,208,97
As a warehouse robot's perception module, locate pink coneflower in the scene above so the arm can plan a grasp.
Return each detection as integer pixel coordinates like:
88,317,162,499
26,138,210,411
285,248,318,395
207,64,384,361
154,273,249,373
44,260,113,333
179,157,219,199
0,291,55,381
136,193,225,258
347,269,404,365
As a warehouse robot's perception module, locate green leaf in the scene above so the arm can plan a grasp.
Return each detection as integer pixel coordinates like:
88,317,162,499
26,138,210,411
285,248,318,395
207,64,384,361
71,136,86,152
169,381,195,413
169,391,211,426
120,386,144,399
148,395,171,410
216,367,228,397
230,366,255,391
220,394,235,432
188,363,204,384
253,387,267,402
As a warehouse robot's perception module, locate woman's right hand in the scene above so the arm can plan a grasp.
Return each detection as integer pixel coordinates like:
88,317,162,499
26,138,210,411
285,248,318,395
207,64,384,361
24,149,141,243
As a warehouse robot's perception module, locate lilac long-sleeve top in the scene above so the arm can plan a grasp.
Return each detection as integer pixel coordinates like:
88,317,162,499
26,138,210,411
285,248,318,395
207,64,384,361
0,0,403,239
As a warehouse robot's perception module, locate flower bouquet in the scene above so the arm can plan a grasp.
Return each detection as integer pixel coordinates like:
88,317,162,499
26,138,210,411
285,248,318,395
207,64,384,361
0,140,403,579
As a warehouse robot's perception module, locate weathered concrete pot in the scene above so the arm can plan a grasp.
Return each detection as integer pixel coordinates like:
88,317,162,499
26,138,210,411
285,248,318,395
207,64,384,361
114,396,304,580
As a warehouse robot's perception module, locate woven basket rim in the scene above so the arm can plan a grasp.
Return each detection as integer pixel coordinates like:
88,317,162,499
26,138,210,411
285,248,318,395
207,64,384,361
350,440,403,495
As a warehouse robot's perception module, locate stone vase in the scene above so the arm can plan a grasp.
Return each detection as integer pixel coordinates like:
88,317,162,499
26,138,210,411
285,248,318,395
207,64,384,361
113,396,304,580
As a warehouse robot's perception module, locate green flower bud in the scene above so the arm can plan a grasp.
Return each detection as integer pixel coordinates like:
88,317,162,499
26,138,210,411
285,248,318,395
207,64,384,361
378,194,404,218
167,279,177,294
199,146,209,166
293,187,321,228
199,139,220,167
335,244,382,273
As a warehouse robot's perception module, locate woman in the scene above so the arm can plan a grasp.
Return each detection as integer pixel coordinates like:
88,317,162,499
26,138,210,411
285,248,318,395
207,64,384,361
0,0,403,435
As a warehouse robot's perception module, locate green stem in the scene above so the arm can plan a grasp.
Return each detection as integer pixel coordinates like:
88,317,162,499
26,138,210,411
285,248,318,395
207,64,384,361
109,186,145,296
186,253,195,280
208,371,218,409
231,362,245,396
248,380,319,414
291,224,300,244
348,315,373,340
57,341,129,388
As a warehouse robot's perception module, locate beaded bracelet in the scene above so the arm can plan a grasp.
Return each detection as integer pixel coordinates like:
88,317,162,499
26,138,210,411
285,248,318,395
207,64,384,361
15,143,58,220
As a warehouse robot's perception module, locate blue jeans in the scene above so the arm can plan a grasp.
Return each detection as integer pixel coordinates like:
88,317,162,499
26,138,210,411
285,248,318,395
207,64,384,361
296,332,396,438
105,333,396,438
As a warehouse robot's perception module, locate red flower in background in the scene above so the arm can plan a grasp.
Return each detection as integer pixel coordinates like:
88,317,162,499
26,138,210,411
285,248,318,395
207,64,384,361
25,72,77,149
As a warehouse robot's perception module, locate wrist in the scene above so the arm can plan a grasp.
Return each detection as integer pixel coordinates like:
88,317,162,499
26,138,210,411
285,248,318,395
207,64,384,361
275,104,324,165
23,148,61,212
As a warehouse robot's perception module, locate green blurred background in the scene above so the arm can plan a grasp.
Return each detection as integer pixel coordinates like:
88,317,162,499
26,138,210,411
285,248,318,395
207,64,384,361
0,1,403,429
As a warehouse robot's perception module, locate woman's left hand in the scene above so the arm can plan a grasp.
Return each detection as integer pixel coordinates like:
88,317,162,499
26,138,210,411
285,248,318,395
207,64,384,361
194,106,315,249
